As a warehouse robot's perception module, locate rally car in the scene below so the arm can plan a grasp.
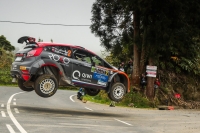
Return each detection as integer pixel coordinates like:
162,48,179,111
10,36,130,102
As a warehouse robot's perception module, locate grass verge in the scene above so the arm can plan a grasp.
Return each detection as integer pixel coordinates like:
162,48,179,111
83,90,151,108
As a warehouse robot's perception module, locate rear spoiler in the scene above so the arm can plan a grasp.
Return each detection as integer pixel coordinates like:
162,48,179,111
18,36,36,45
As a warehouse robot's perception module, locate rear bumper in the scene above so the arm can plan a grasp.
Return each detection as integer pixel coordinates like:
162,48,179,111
11,70,30,81
11,64,30,81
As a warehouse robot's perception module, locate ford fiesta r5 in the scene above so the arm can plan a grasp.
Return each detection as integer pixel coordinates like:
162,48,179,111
11,36,130,102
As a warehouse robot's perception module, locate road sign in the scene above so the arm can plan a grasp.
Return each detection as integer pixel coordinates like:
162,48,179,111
146,65,157,77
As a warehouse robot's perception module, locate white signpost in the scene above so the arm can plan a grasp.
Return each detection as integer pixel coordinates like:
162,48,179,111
146,65,157,77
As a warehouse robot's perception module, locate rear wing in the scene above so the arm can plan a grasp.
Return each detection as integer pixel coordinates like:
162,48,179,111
18,36,36,45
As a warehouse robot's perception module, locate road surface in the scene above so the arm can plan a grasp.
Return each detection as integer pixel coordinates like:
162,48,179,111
0,86,200,133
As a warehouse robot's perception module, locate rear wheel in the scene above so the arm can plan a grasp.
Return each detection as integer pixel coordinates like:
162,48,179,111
108,82,126,102
34,74,58,98
18,78,34,91
85,88,100,96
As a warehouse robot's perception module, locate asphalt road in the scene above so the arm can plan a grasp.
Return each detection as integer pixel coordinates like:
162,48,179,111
0,86,200,133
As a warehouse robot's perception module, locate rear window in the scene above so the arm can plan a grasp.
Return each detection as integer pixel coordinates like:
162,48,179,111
24,44,38,49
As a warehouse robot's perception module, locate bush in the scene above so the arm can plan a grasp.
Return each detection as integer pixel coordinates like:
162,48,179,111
0,49,14,85
83,88,151,108
0,68,13,85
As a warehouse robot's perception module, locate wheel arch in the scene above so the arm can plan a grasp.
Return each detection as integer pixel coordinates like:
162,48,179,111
108,72,130,93
30,59,65,76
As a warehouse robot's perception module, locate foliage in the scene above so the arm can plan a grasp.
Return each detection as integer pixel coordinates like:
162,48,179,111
91,0,134,63
91,0,200,73
0,35,15,84
0,49,14,84
0,35,15,51
91,0,200,99
38,38,43,42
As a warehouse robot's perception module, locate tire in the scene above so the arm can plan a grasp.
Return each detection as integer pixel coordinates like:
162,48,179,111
18,78,34,91
85,88,100,96
34,74,58,98
108,82,126,102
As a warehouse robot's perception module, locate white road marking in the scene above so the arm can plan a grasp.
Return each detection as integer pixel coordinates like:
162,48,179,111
1,104,4,107
7,92,27,133
114,118,132,126
69,94,76,102
1,111,6,117
13,99,16,101
85,107,93,111
13,102,16,105
14,108,19,113
6,124,16,133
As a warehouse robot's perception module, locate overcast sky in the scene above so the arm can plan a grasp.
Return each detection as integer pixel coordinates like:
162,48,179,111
0,0,104,54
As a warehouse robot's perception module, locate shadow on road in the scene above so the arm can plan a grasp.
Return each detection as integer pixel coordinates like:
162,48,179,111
16,105,127,118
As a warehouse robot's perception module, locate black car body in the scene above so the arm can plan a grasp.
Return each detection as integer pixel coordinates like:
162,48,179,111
11,36,130,102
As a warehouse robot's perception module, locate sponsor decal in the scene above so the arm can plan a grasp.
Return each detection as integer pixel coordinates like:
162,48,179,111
72,70,80,80
48,53,70,65
72,70,92,81
51,47,71,57
93,72,108,82
97,80,107,86
91,67,109,76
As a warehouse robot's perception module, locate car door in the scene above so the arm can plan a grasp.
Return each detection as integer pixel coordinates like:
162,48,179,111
71,48,111,88
90,55,110,87
71,48,95,87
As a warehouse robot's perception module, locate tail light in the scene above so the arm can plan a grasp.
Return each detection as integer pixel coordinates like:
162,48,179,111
27,47,43,57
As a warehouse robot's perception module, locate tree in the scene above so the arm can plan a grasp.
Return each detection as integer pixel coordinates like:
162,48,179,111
91,0,200,99
0,48,13,84
0,35,15,51
38,38,43,42
91,0,141,84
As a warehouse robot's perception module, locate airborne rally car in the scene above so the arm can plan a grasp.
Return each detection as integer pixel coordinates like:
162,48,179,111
11,36,130,102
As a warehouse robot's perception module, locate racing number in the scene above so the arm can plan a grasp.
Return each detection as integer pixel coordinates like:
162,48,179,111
67,50,71,57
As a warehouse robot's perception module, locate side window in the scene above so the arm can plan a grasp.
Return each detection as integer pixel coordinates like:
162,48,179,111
91,54,112,68
91,56,102,66
44,46,72,58
73,49,91,64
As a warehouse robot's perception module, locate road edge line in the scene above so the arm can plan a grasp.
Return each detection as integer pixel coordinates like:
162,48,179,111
7,92,27,133
69,94,76,102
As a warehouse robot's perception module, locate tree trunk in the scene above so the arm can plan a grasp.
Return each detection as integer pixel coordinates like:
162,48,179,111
132,11,140,85
146,58,155,100
139,28,146,74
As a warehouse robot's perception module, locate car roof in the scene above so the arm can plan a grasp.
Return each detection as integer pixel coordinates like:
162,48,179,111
37,42,96,55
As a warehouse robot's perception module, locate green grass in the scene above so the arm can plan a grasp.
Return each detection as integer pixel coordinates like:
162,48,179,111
83,92,111,105
83,90,151,108
0,83,18,87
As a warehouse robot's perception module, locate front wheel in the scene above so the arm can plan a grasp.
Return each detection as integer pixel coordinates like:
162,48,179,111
18,78,34,91
34,74,58,98
108,82,126,102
